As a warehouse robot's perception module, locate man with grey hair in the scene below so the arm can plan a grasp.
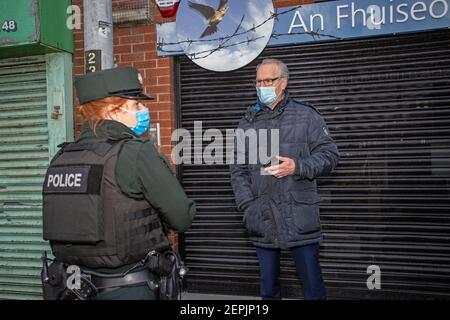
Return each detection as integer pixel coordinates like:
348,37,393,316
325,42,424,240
230,58,339,300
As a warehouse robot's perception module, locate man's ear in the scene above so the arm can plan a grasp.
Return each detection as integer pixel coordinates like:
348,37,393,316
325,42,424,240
281,78,288,91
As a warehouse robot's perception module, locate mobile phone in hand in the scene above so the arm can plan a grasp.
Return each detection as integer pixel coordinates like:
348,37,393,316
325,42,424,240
263,156,283,168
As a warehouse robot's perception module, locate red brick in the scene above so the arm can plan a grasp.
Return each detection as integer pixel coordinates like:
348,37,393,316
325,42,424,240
134,60,157,69
145,85,171,94
159,146,173,156
145,51,157,60
155,119,174,128
132,25,154,35
132,43,153,53
157,76,170,85
157,93,171,102
156,58,170,68
116,62,133,68
157,111,173,120
160,127,173,136
74,57,84,66
114,27,132,36
143,33,157,43
115,44,132,54
121,52,145,62
74,66,84,76
74,32,84,41
149,103,172,112
119,34,144,45
143,76,158,87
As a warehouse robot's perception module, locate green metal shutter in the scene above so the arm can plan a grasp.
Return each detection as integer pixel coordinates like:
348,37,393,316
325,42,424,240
0,56,49,299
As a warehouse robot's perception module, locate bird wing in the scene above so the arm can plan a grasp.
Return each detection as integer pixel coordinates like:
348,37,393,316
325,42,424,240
218,0,228,11
200,24,219,38
188,1,216,21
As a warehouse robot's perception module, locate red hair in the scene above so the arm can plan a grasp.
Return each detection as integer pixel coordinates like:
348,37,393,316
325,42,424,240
78,96,128,134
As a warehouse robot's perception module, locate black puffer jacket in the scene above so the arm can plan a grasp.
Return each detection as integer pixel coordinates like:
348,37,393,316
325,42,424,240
229,93,339,249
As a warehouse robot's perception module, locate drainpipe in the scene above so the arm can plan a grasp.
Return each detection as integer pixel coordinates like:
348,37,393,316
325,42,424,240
83,0,114,73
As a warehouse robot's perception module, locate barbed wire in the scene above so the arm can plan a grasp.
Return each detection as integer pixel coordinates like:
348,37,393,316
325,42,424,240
157,5,341,60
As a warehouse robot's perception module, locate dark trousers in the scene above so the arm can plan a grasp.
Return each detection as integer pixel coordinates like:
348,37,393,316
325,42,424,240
255,243,326,300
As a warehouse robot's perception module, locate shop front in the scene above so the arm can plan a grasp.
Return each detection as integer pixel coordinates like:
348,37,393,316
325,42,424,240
161,0,450,298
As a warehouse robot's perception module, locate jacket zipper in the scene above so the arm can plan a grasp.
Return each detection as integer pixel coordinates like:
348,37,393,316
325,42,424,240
267,117,279,245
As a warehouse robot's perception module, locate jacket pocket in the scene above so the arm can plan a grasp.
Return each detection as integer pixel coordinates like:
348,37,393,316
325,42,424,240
288,192,321,236
243,200,266,238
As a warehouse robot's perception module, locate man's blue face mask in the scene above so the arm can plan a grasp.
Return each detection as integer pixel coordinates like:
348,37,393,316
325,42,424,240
121,108,150,136
256,86,278,106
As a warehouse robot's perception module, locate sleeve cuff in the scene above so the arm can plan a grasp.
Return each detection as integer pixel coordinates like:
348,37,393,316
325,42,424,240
238,199,255,211
293,159,303,180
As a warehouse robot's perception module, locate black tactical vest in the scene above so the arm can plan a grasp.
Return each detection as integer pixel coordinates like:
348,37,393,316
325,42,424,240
42,138,170,268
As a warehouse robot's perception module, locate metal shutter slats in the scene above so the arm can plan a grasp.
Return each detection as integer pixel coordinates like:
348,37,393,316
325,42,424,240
0,56,49,300
177,29,450,299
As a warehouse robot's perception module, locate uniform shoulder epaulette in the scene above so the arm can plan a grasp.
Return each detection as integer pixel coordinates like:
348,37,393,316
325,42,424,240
292,98,322,115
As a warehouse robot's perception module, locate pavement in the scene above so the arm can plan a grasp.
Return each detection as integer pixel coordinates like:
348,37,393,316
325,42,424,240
181,292,260,300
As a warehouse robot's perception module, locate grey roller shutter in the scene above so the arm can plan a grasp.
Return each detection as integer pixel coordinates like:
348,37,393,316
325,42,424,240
0,56,49,299
176,29,450,299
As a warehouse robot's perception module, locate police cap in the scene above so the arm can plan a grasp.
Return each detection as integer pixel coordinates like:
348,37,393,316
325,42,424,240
74,67,154,104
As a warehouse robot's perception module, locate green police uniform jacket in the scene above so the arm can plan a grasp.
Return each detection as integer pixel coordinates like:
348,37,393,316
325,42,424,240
44,120,196,272
78,120,196,234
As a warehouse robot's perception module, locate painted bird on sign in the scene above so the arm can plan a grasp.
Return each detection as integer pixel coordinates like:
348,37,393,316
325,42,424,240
188,0,229,38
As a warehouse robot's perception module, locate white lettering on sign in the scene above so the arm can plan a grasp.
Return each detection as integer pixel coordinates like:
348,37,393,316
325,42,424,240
336,5,349,29
47,173,83,188
397,4,409,23
336,0,449,29
352,2,367,28
288,11,325,33
288,11,308,33
430,0,449,18
411,2,427,21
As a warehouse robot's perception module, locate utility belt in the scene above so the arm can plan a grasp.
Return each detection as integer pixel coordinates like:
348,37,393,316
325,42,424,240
41,250,188,300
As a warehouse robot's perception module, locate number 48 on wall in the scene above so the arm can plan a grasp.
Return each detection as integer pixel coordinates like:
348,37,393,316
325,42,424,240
1,20,17,32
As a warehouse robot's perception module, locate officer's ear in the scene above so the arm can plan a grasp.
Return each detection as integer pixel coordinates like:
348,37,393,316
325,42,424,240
104,104,121,120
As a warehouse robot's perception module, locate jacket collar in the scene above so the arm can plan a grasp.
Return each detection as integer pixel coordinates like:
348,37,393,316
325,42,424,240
267,90,290,113
245,90,291,123
78,120,137,141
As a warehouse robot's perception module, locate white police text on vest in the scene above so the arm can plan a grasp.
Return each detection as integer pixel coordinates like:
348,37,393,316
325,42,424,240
47,173,83,188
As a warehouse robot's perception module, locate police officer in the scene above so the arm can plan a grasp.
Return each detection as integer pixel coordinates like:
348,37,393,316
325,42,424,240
41,67,196,300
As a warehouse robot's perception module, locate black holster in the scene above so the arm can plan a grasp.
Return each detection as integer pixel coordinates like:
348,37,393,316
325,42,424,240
145,250,187,300
41,252,97,300
41,257,69,300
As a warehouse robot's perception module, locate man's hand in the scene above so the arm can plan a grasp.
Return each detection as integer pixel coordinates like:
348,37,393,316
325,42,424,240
264,156,296,179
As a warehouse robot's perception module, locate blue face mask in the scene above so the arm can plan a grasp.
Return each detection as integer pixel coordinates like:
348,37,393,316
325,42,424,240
256,86,278,106
121,108,150,136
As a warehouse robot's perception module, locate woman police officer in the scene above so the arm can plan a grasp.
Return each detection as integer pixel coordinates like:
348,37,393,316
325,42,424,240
41,67,196,300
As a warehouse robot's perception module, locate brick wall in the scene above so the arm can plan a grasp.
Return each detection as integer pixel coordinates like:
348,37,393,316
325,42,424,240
72,0,316,250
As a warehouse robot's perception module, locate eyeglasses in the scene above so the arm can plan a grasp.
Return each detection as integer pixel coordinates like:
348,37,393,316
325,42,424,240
254,77,281,87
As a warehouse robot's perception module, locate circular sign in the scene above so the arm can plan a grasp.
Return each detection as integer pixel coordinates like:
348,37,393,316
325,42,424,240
176,0,275,72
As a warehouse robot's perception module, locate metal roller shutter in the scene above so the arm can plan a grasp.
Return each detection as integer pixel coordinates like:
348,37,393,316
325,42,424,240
176,29,450,299
0,56,49,299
